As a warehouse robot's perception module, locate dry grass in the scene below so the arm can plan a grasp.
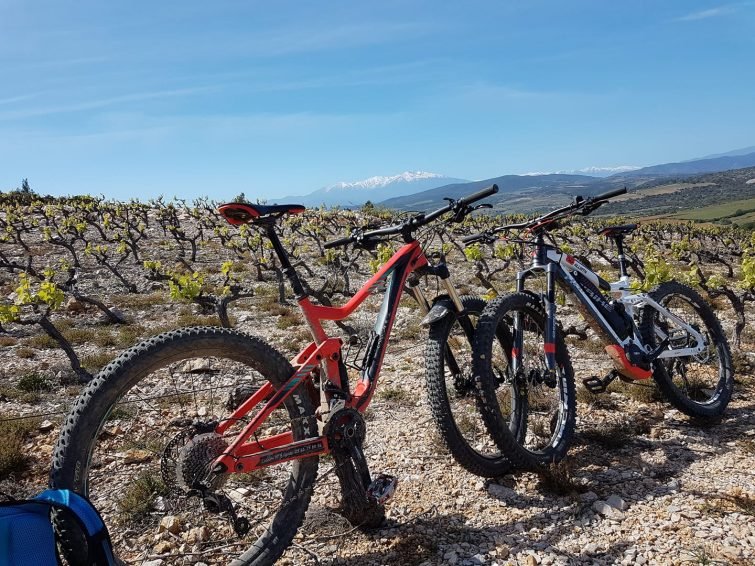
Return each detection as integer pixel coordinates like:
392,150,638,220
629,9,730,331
397,321,423,341
24,333,58,349
387,532,438,564
114,324,149,347
377,386,413,405
64,327,97,344
276,310,302,330
614,379,664,404
176,313,226,327
83,351,116,372
116,470,167,524
0,336,18,347
700,487,755,518
64,326,123,347
580,416,651,449
0,418,40,480
740,438,755,455
537,460,584,496
265,302,292,317
111,292,166,308
398,296,420,310
15,346,36,359
575,386,619,409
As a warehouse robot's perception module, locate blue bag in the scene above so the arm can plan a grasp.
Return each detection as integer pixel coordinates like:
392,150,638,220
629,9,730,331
0,489,116,566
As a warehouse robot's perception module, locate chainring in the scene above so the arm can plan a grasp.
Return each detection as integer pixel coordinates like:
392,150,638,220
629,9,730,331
325,408,366,452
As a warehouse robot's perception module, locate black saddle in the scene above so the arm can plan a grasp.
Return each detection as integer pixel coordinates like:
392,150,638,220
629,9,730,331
218,202,305,225
597,224,637,238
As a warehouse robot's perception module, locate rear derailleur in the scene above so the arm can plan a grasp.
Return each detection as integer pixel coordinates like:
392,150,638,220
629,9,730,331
196,488,250,537
161,422,250,537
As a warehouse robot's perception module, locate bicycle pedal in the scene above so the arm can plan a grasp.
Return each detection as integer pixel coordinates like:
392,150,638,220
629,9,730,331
582,375,610,394
366,474,398,505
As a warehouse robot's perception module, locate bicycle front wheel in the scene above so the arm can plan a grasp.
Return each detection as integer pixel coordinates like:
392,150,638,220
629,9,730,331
425,295,514,477
51,327,319,566
473,292,576,470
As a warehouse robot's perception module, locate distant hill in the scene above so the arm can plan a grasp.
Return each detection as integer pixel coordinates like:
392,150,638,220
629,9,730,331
377,147,755,214
378,174,611,213
688,146,755,161
599,166,755,218
621,151,755,177
278,171,468,208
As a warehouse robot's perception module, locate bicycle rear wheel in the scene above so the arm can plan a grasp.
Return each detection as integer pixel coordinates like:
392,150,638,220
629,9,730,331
425,295,514,477
51,327,318,566
473,293,576,470
639,281,733,421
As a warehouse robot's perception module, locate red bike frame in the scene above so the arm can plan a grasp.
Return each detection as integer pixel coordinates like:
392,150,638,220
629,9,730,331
213,241,429,474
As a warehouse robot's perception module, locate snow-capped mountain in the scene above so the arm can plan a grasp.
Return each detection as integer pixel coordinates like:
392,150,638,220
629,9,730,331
279,171,468,208
569,165,640,177
522,165,640,177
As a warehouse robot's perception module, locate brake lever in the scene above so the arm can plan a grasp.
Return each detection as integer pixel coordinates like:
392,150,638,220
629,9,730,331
580,200,606,215
351,229,380,251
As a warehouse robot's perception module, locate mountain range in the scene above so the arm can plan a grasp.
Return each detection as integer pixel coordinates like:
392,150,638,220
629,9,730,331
280,171,467,207
274,146,755,212
378,147,755,213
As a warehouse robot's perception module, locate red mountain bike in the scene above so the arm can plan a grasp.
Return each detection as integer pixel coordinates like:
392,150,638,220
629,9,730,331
51,186,506,565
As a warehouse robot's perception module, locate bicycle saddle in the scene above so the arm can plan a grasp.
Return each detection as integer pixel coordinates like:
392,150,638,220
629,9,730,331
597,224,637,237
217,202,306,225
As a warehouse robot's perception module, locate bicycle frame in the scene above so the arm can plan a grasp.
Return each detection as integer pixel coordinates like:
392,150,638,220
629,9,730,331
212,238,431,475
513,234,707,380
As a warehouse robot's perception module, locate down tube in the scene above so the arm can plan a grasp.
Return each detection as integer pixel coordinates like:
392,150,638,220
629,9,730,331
352,251,415,409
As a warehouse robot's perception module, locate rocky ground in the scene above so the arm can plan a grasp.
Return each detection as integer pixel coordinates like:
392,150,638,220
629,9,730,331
1,212,754,565
2,290,754,565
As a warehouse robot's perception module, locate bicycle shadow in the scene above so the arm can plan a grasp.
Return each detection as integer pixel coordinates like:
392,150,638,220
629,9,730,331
295,398,755,565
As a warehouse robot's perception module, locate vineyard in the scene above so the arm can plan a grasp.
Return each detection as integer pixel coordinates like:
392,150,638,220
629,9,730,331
1,191,754,565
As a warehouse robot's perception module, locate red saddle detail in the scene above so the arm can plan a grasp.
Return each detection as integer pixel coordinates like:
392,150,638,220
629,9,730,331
597,224,638,237
217,203,305,225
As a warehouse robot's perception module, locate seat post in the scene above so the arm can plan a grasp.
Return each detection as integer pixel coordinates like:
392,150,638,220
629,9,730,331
614,235,628,278
263,221,307,299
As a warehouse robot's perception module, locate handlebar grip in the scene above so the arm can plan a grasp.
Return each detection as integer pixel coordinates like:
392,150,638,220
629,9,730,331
323,235,353,249
461,233,484,244
593,187,627,202
458,184,499,206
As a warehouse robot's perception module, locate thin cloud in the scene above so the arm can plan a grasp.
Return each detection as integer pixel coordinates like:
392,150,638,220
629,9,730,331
0,93,42,105
0,86,216,121
2,109,399,147
675,5,737,21
174,59,448,95
457,82,558,102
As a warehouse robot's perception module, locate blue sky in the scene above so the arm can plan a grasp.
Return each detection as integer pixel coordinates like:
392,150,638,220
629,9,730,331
1,1,754,201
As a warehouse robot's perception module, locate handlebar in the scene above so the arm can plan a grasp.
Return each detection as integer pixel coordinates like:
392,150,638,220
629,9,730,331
457,184,499,207
592,187,627,202
324,184,499,249
461,186,627,245
322,235,353,250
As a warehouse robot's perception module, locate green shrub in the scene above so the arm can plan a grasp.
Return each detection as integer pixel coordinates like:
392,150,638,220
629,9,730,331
117,470,167,524
17,373,53,393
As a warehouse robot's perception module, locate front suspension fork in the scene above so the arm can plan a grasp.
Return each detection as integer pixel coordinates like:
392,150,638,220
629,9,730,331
409,270,471,378
515,264,558,374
